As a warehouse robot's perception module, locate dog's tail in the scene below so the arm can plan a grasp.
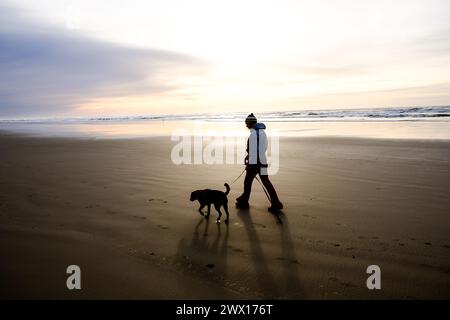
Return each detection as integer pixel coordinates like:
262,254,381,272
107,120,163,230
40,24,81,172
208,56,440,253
224,183,230,195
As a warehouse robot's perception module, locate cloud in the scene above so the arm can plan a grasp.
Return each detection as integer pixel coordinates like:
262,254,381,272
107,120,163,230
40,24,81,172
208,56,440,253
273,27,450,82
288,82,450,109
0,4,207,117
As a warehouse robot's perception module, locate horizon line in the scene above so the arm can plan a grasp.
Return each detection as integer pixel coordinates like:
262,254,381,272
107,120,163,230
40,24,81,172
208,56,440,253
1,105,449,122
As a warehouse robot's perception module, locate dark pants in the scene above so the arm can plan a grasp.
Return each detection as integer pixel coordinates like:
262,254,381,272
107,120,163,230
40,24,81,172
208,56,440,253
238,165,281,204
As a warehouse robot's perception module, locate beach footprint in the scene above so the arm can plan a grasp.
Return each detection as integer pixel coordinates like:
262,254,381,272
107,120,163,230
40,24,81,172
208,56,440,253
148,198,168,204
253,222,266,229
276,257,300,264
228,245,244,253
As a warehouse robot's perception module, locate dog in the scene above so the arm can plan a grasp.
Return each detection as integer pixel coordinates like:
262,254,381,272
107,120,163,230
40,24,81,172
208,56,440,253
190,183,230,223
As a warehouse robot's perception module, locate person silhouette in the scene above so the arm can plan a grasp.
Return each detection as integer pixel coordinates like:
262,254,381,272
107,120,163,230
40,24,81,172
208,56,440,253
235,113,283,211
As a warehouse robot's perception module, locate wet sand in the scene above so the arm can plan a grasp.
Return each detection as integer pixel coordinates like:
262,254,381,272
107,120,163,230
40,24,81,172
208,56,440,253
0,133,449,299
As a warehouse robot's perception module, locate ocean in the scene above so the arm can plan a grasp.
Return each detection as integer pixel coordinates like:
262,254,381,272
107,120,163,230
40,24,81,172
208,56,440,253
1,106,450,139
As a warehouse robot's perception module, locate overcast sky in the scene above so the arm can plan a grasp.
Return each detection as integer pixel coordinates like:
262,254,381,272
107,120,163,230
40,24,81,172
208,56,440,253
1,0,450,118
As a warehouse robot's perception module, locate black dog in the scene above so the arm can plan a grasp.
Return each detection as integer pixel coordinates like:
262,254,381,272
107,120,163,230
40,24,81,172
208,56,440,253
190,183,230,223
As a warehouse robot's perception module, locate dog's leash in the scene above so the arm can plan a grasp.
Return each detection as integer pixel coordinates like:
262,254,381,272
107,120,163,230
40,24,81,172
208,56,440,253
229,167,246,185
230,167,272,203
254,175,272,202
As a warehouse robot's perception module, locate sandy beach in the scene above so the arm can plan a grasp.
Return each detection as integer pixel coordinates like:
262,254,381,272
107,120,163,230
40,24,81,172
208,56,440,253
0,132,449,299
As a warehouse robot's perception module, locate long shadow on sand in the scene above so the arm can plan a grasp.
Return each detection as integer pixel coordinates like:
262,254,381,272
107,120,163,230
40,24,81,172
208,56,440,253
174,217,230,298
175,210,303,298
237,208,304,298
237,208,280,298
270,211,304,298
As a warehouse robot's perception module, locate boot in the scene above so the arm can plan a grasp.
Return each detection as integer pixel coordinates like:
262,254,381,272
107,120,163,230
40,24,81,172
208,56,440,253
235,195,249,209
268,201,283,212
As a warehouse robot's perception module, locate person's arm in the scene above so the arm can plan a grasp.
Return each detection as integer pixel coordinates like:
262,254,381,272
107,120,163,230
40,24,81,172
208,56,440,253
248,130,258,165
244,136,249,164
259,130,268,166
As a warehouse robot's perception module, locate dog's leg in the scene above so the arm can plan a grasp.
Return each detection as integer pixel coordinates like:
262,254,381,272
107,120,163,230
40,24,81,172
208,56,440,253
223,202,229,223
198,204,205,216
205,204,211,218
214,203,222,223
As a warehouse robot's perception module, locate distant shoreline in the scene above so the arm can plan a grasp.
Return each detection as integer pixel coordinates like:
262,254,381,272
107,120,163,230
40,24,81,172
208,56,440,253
1,106,450,123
